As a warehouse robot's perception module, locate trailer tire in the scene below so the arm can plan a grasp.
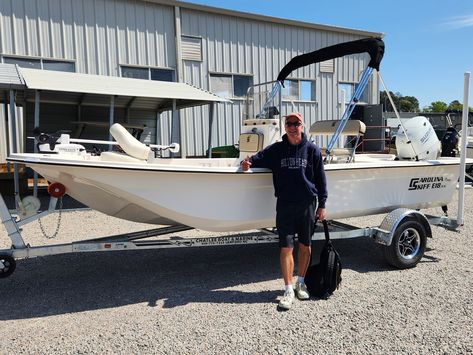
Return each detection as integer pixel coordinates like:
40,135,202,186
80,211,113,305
0,255,16,278
383,219,427,269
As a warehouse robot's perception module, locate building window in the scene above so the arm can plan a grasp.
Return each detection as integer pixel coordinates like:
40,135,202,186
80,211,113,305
42,60,75,72
121,66,175,82
281,80,316,101
339,82,369,105
281,80,299,100
300,80,316,101
339,83,354,105
3,56,75,72
234,75,253,97
210,74,253,99
4,57,41,69
151,68,174,82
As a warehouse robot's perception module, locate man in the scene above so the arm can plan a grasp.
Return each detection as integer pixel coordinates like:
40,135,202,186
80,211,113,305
241,112,327,310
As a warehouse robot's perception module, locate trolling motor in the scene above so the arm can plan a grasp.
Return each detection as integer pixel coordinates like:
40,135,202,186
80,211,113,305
33,127,75,152
33,127,86,155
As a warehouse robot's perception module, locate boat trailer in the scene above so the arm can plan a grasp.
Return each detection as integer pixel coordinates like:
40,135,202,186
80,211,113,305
1,72,470,278
0,190,463,278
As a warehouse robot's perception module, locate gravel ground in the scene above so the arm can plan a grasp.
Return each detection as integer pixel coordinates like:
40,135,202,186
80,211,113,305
1,190,473,354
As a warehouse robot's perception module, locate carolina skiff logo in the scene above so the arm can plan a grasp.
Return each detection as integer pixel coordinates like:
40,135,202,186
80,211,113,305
408,176,449,191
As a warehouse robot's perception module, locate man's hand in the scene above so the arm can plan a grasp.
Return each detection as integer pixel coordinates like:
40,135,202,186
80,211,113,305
241,156,252,171
316,208,326,221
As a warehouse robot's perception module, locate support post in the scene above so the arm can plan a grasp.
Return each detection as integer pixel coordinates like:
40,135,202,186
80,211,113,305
8,90,21,207
179,108,187,159
8,90,17,154
208,103,214,157
174,6,183,83
171,100,179,158
457,71,470,226
33,90,40,197
109,95,115,150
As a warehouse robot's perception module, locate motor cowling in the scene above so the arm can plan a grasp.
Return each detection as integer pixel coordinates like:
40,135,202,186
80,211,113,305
395,116,441,160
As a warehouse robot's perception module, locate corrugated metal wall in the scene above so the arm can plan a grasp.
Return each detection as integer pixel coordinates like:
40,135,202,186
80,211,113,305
0,0,176,73
180,9,375,152
0,0,379,157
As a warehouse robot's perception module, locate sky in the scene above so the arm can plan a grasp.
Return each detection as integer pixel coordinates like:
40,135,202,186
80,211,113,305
188,0,473,109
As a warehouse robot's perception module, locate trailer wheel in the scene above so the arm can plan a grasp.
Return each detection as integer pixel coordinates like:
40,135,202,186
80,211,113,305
383,219,427,269
0,255,16,278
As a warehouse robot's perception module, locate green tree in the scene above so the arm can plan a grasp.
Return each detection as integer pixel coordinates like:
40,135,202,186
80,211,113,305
401,96,419,111
380,91,419,112
399,98,416,112
380,91,399,111
447,100,463,111
425,101,448,113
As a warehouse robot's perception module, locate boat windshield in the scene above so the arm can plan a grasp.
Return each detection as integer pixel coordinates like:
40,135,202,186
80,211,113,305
244,81,282,122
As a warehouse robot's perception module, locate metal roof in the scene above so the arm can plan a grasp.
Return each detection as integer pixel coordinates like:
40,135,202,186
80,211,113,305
0,64,25,90
0,64,228,111
145,0,384,38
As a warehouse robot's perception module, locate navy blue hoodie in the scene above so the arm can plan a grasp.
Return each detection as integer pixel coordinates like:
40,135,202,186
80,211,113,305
249,133,328,208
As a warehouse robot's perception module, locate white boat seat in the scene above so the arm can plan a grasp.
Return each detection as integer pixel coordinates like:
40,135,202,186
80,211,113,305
100,151,144,163
309,119,366,163
109,123,150,160
309,119,366,136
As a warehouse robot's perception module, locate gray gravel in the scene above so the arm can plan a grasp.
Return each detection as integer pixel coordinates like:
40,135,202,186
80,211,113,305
1,190,473,354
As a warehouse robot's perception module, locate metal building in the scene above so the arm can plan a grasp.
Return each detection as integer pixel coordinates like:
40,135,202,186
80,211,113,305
0,0,382,159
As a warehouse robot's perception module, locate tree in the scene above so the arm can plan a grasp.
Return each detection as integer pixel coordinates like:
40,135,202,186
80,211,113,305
380,91,419,112
400,96,419,112
399,98,415,112
380,91,399,112
425,101,448,113
447,100,463,112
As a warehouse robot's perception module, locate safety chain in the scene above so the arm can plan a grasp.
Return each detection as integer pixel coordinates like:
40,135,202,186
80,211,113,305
38,197,63,239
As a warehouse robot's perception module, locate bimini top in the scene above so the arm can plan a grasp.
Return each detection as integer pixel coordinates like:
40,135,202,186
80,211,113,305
0,64,229,111
277,37,385,82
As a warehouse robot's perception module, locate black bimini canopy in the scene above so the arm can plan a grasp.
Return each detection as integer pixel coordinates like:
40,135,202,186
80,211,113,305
277,37,384,82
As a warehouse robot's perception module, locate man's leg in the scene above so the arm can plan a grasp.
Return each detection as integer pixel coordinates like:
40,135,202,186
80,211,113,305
294,243,311,300
280,247,294,285
297,243,311,278
278,246,296,310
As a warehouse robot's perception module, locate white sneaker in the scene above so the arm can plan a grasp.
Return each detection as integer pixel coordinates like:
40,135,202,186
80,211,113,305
295,282,310,300
278,290,295,310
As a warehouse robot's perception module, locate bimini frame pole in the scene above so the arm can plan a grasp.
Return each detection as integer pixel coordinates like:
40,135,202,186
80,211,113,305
326,66,373,156
457,71,470,226
275,37,384,160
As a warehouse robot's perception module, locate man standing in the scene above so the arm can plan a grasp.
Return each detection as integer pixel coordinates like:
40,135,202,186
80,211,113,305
241,112,327,310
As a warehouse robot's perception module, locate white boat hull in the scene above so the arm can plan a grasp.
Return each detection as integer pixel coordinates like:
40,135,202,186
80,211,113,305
9,154,464,232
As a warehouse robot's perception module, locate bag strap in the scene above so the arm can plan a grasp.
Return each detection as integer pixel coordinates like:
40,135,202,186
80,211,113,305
308,219,331,266
322,220,330,242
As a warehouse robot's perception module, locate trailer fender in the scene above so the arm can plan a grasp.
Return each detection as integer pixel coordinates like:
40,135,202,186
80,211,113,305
375,208,432,246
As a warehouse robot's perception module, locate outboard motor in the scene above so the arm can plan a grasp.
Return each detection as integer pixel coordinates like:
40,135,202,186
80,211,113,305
395,116,441,160
440,126,460,157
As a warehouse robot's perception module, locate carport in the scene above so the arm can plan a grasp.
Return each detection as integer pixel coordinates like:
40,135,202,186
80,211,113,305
0,63,227,160
0,63,227,197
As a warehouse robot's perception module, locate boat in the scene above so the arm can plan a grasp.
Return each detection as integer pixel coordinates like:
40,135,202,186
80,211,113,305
7,38,471,232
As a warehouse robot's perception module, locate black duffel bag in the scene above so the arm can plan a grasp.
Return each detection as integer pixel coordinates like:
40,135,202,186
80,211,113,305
305,220,342,299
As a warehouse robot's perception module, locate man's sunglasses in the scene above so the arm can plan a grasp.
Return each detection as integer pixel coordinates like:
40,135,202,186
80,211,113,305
285,121,302,128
